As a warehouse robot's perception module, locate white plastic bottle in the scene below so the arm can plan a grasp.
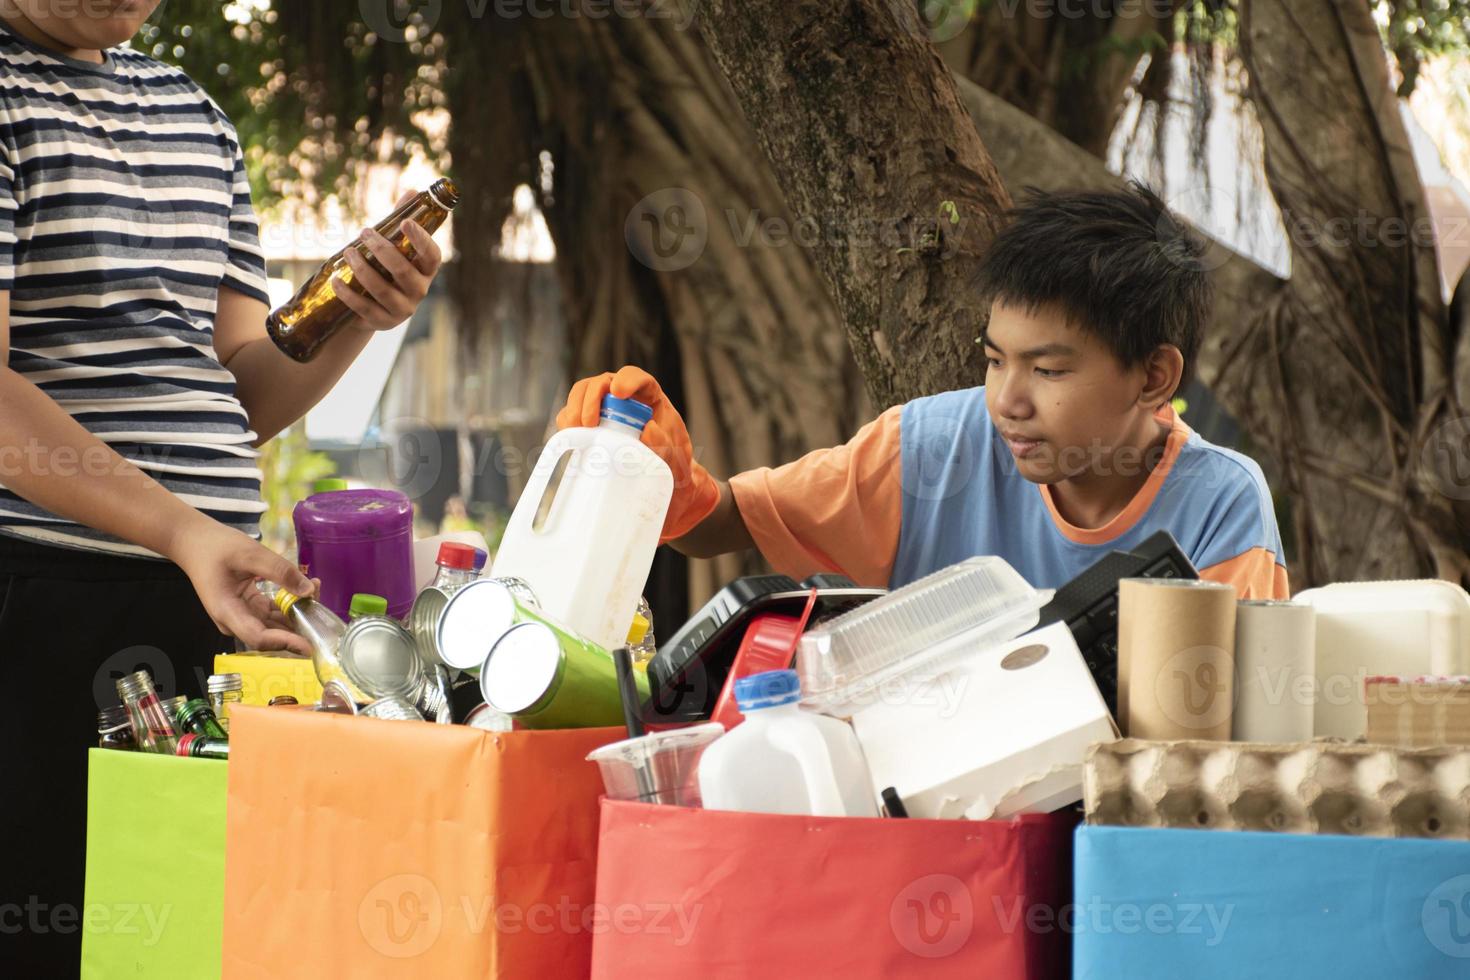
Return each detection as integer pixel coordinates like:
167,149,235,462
697,670,880,818
491,394,673,651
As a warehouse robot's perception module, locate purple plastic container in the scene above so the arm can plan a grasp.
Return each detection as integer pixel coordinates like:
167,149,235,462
293,489,416,621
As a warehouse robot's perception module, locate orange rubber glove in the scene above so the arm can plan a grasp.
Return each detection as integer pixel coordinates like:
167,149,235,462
555,365,720,544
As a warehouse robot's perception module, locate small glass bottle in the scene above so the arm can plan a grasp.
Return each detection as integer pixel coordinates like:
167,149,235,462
97,705,136,751
429,542,479,595
175,734,230,760
116,670,178,755
627,596,656,668
207,673,244,734
177,699,229,740
160,695,188,729
267,178,459,362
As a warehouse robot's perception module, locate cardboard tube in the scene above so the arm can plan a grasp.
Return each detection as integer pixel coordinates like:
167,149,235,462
1119,579,1236,740
1233,600,1316,741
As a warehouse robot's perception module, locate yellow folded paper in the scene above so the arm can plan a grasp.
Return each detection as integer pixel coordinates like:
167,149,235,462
213,653,323,707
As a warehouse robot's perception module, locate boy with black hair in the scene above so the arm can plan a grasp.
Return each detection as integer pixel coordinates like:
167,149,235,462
559,182,1288,599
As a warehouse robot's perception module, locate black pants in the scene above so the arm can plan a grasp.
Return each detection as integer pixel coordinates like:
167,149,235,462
0,535,225,977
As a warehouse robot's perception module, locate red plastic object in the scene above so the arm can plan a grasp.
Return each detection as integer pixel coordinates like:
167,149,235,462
591,799,1078,979
709,588,821,730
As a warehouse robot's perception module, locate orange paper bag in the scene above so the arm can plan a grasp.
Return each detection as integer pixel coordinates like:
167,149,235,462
222,705,618,978
591,799,1078,978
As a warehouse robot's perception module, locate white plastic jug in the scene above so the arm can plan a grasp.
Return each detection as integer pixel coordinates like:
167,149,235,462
490,395,673,651
697,670,880,818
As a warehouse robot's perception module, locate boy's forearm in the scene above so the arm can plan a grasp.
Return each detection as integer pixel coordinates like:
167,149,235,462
669,480,756,559
0,366,212,559
226,328,373,445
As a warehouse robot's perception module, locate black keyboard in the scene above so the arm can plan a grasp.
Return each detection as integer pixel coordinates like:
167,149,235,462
1035,530,1198,717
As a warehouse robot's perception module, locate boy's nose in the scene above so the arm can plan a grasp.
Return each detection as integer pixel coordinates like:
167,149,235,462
993,373,1034,421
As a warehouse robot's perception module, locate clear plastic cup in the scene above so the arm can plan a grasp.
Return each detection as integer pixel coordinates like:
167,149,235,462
586,723,725,806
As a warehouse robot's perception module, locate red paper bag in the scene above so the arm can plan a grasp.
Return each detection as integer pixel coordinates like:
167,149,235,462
223,705,619,978
591,800,1077,978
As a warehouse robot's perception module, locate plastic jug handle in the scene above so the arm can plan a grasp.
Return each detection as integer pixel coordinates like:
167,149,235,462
768,717,850,818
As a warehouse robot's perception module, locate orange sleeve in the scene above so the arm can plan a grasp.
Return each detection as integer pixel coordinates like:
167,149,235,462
727,405,904,588
1199,546,1290,600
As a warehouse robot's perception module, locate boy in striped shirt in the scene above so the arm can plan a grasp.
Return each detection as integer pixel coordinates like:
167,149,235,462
0,4,443,971
559,185,1289,600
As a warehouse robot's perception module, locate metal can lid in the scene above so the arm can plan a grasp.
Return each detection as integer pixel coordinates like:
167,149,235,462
267,695,300,707
362,696,424,722
436,579,520,673
207,673,244,694
340,617,423,700
480,622,564,715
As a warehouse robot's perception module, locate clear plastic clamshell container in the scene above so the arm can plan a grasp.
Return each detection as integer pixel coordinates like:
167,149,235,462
796,557,1050,713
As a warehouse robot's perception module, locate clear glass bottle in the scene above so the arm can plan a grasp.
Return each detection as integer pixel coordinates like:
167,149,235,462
267,178,459,362
97,705,135,751
429,542,479,594
116,670,178,755
207,673,244,734
627,596,656,668
160,695,187,730
274,588,363,700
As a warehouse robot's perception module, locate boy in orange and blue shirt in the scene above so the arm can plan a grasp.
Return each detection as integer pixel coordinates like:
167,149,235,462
560,184,1288,600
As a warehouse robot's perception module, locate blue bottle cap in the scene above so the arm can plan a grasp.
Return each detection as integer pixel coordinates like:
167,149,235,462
600,395,654,432
734,669,802,712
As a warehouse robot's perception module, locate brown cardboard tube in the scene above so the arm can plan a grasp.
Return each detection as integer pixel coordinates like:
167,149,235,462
1119,579,1237,740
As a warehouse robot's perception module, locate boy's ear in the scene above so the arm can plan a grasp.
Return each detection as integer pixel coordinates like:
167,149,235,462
1138,344,1185,408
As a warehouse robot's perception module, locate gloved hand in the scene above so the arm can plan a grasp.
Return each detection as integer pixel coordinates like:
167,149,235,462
556,365,720,543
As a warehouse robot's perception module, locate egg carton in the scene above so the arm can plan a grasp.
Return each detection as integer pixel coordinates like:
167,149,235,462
1084,738,1470,839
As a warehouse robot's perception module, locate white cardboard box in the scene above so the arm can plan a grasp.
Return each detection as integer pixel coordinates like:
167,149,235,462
849,621,1118,820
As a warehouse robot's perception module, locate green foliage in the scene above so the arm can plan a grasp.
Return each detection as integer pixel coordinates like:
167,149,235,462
143,1,442,207
256,421,336,554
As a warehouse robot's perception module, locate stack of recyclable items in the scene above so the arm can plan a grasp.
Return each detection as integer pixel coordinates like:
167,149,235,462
1075,576,1470,979
220,399,676,977
587,555,1121,979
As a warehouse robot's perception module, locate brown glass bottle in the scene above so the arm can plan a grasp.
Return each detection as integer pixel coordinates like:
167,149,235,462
266,178,459,362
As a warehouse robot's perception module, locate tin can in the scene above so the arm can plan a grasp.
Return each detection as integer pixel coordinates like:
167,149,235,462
479,621,650,729
436,578,561,677
408,585,452,666
339,616,423,701
361,696,424,722
314,680,359,715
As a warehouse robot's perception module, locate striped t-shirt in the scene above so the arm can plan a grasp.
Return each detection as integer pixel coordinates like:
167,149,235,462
0,25,268,556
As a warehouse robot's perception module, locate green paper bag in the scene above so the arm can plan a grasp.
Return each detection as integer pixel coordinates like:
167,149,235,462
81,748,228,979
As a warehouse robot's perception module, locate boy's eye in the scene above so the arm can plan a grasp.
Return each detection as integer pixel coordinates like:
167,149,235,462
1035,367,1067,378
986,357,1003,368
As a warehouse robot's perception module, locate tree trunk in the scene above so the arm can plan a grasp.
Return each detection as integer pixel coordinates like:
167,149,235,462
1227,0,1469,585
697,0,1015,410
938,0,1183,158
438,7,873,605
698,0,1470,587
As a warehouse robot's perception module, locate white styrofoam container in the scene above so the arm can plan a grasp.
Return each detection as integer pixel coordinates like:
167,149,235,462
1293,579,1470,739
848,621,1118,821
